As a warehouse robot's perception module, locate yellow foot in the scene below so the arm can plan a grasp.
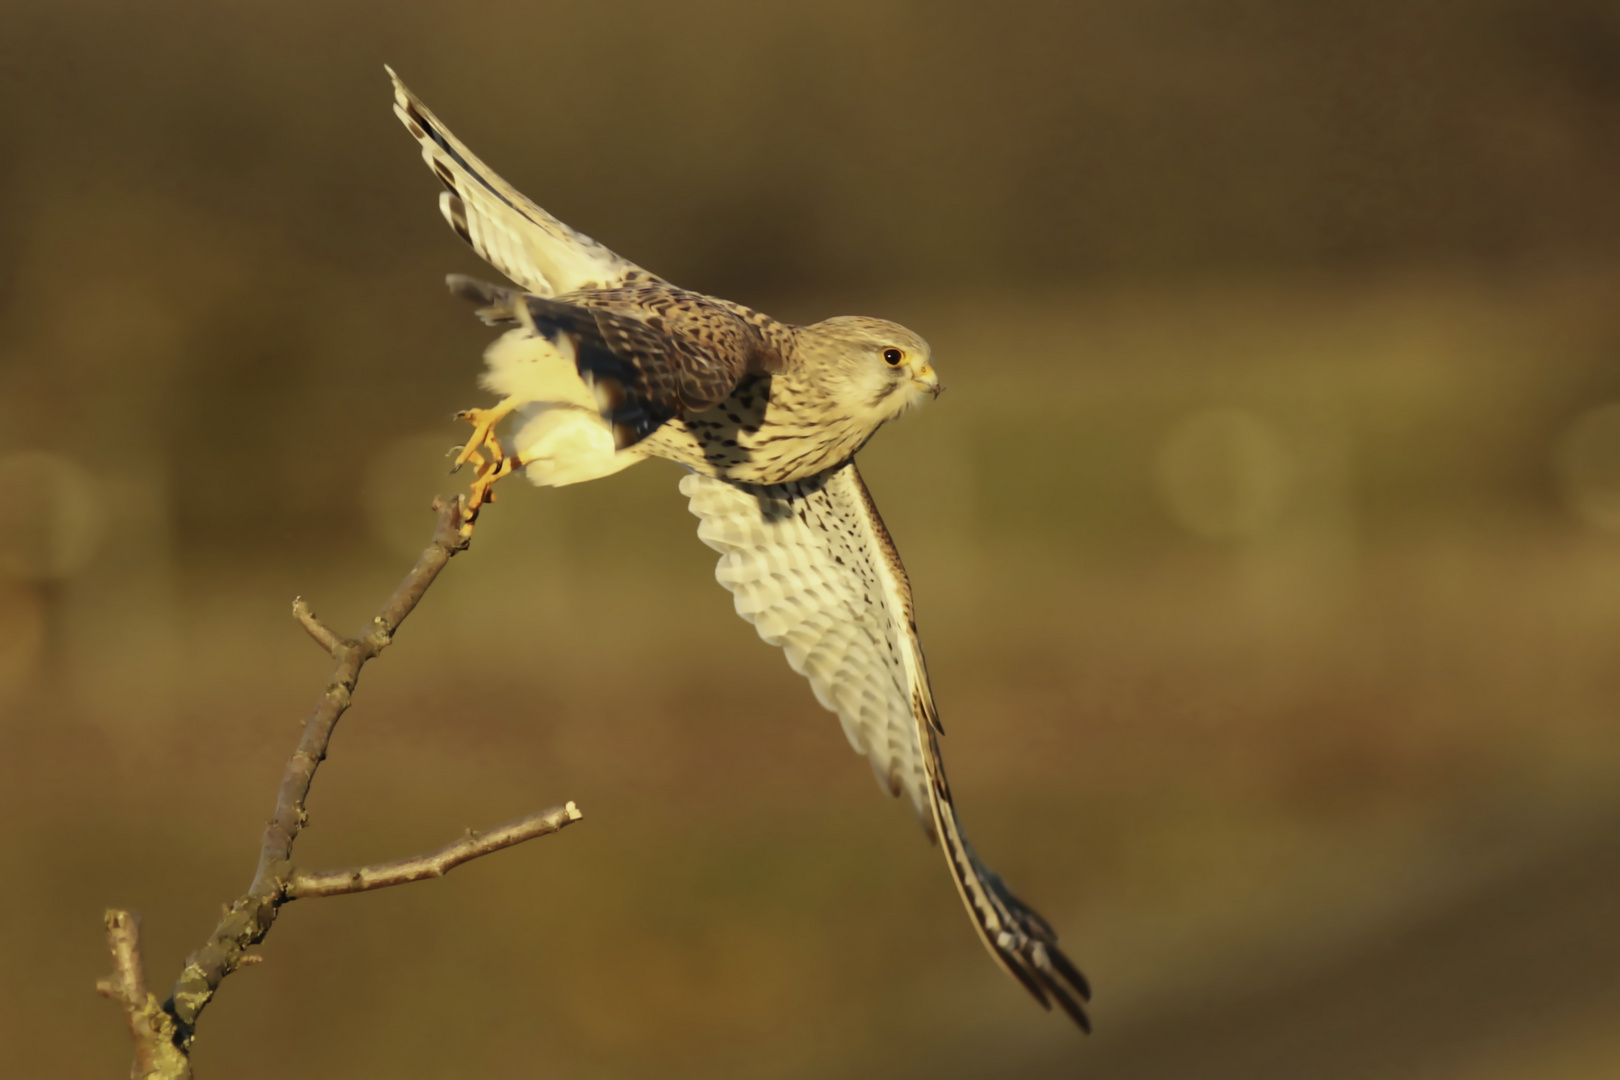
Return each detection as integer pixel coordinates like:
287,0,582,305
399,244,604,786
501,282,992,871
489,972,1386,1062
451,398,520,476
465,453,525,514
451,397,524,522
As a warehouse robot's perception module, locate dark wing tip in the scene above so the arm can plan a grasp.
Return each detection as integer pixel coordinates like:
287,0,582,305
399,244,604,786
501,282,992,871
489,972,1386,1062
1005,943,1092,1033
1044,942,1092,1003
1004,947,1054,1009
953,829,1092,1032
1046,978,1093,1033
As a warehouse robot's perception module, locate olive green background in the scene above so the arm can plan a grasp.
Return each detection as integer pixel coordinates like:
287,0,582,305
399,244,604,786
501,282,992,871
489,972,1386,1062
3,2,1620,1077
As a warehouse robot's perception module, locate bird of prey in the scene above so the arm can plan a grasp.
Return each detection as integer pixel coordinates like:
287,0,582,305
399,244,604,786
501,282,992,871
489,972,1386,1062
387,67,1091,1030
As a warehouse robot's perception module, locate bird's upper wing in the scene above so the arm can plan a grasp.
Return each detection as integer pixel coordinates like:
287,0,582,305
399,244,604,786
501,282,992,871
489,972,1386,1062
448,276,769,449
681,462,1091,1029
388,67,650,296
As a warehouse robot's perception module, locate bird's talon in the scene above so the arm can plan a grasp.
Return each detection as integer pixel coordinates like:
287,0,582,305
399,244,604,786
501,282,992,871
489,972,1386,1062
450,398,518,477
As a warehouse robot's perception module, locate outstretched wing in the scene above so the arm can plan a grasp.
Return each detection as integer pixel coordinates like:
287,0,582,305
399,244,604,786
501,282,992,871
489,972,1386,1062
387,67,650,296
448,276,768,449
681,463,1092,1030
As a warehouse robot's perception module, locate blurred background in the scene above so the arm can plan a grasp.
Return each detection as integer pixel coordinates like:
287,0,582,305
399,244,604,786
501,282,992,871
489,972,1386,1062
3,1,1620,1076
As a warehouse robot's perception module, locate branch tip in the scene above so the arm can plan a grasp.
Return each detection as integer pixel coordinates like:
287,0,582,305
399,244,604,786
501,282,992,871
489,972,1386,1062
287,803,581,900
292,597,345,655
99,908,189,1078
432,492,478,541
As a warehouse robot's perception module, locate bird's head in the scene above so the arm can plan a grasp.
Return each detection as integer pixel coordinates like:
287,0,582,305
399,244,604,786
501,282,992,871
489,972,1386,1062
802,315,940,427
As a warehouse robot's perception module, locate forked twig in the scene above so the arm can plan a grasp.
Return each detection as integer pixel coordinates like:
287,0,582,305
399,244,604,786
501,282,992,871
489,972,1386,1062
95,911,188,1080
97,495,581,1079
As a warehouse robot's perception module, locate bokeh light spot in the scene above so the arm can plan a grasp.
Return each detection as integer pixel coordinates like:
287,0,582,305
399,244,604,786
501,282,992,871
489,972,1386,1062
0,575,45,695
1553,402,1620,533
0,451,107,581
1156,409,1295,540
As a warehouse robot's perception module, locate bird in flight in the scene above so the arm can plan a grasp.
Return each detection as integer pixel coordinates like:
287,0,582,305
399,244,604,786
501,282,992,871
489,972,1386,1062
387,67,1091,1030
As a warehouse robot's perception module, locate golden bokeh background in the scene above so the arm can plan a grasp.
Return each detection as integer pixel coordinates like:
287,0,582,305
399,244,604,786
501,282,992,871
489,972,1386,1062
4,2,1620,1076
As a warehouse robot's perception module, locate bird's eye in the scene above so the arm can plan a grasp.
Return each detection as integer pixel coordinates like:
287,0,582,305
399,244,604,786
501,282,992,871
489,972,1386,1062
882,348,904,366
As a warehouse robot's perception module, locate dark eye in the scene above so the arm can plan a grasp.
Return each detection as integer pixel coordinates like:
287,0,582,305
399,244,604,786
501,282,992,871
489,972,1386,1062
882,348,904,366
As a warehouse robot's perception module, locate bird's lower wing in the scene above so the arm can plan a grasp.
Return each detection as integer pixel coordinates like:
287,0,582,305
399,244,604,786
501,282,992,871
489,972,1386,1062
387,67,650,297
681,463,1091,1029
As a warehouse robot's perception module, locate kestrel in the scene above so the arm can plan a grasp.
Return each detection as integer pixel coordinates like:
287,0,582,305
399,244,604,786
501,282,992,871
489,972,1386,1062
389,68,1090,1030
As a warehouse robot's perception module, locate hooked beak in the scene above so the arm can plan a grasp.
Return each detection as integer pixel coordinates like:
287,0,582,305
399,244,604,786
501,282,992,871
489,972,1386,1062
914,362,944,399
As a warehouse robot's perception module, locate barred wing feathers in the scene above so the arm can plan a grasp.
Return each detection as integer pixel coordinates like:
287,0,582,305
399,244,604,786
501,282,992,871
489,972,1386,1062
531,291,770,449
446,276,766,449
680,464,1091,1029
387,68,648,297
682,464,933,819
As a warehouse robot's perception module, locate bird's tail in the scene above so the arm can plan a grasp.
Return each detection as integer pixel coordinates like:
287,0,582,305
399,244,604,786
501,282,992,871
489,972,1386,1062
447,273,525,327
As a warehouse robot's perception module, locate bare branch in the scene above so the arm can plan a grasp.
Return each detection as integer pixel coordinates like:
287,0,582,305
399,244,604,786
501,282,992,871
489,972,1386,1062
96,908,148,1007
291,597,343,656
97,910,189,1080
99,491,583,1076
163,496,476,1048
289,802,583,899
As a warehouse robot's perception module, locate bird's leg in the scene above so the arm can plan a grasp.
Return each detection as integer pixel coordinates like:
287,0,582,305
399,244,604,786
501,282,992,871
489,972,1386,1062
464,449,529,514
